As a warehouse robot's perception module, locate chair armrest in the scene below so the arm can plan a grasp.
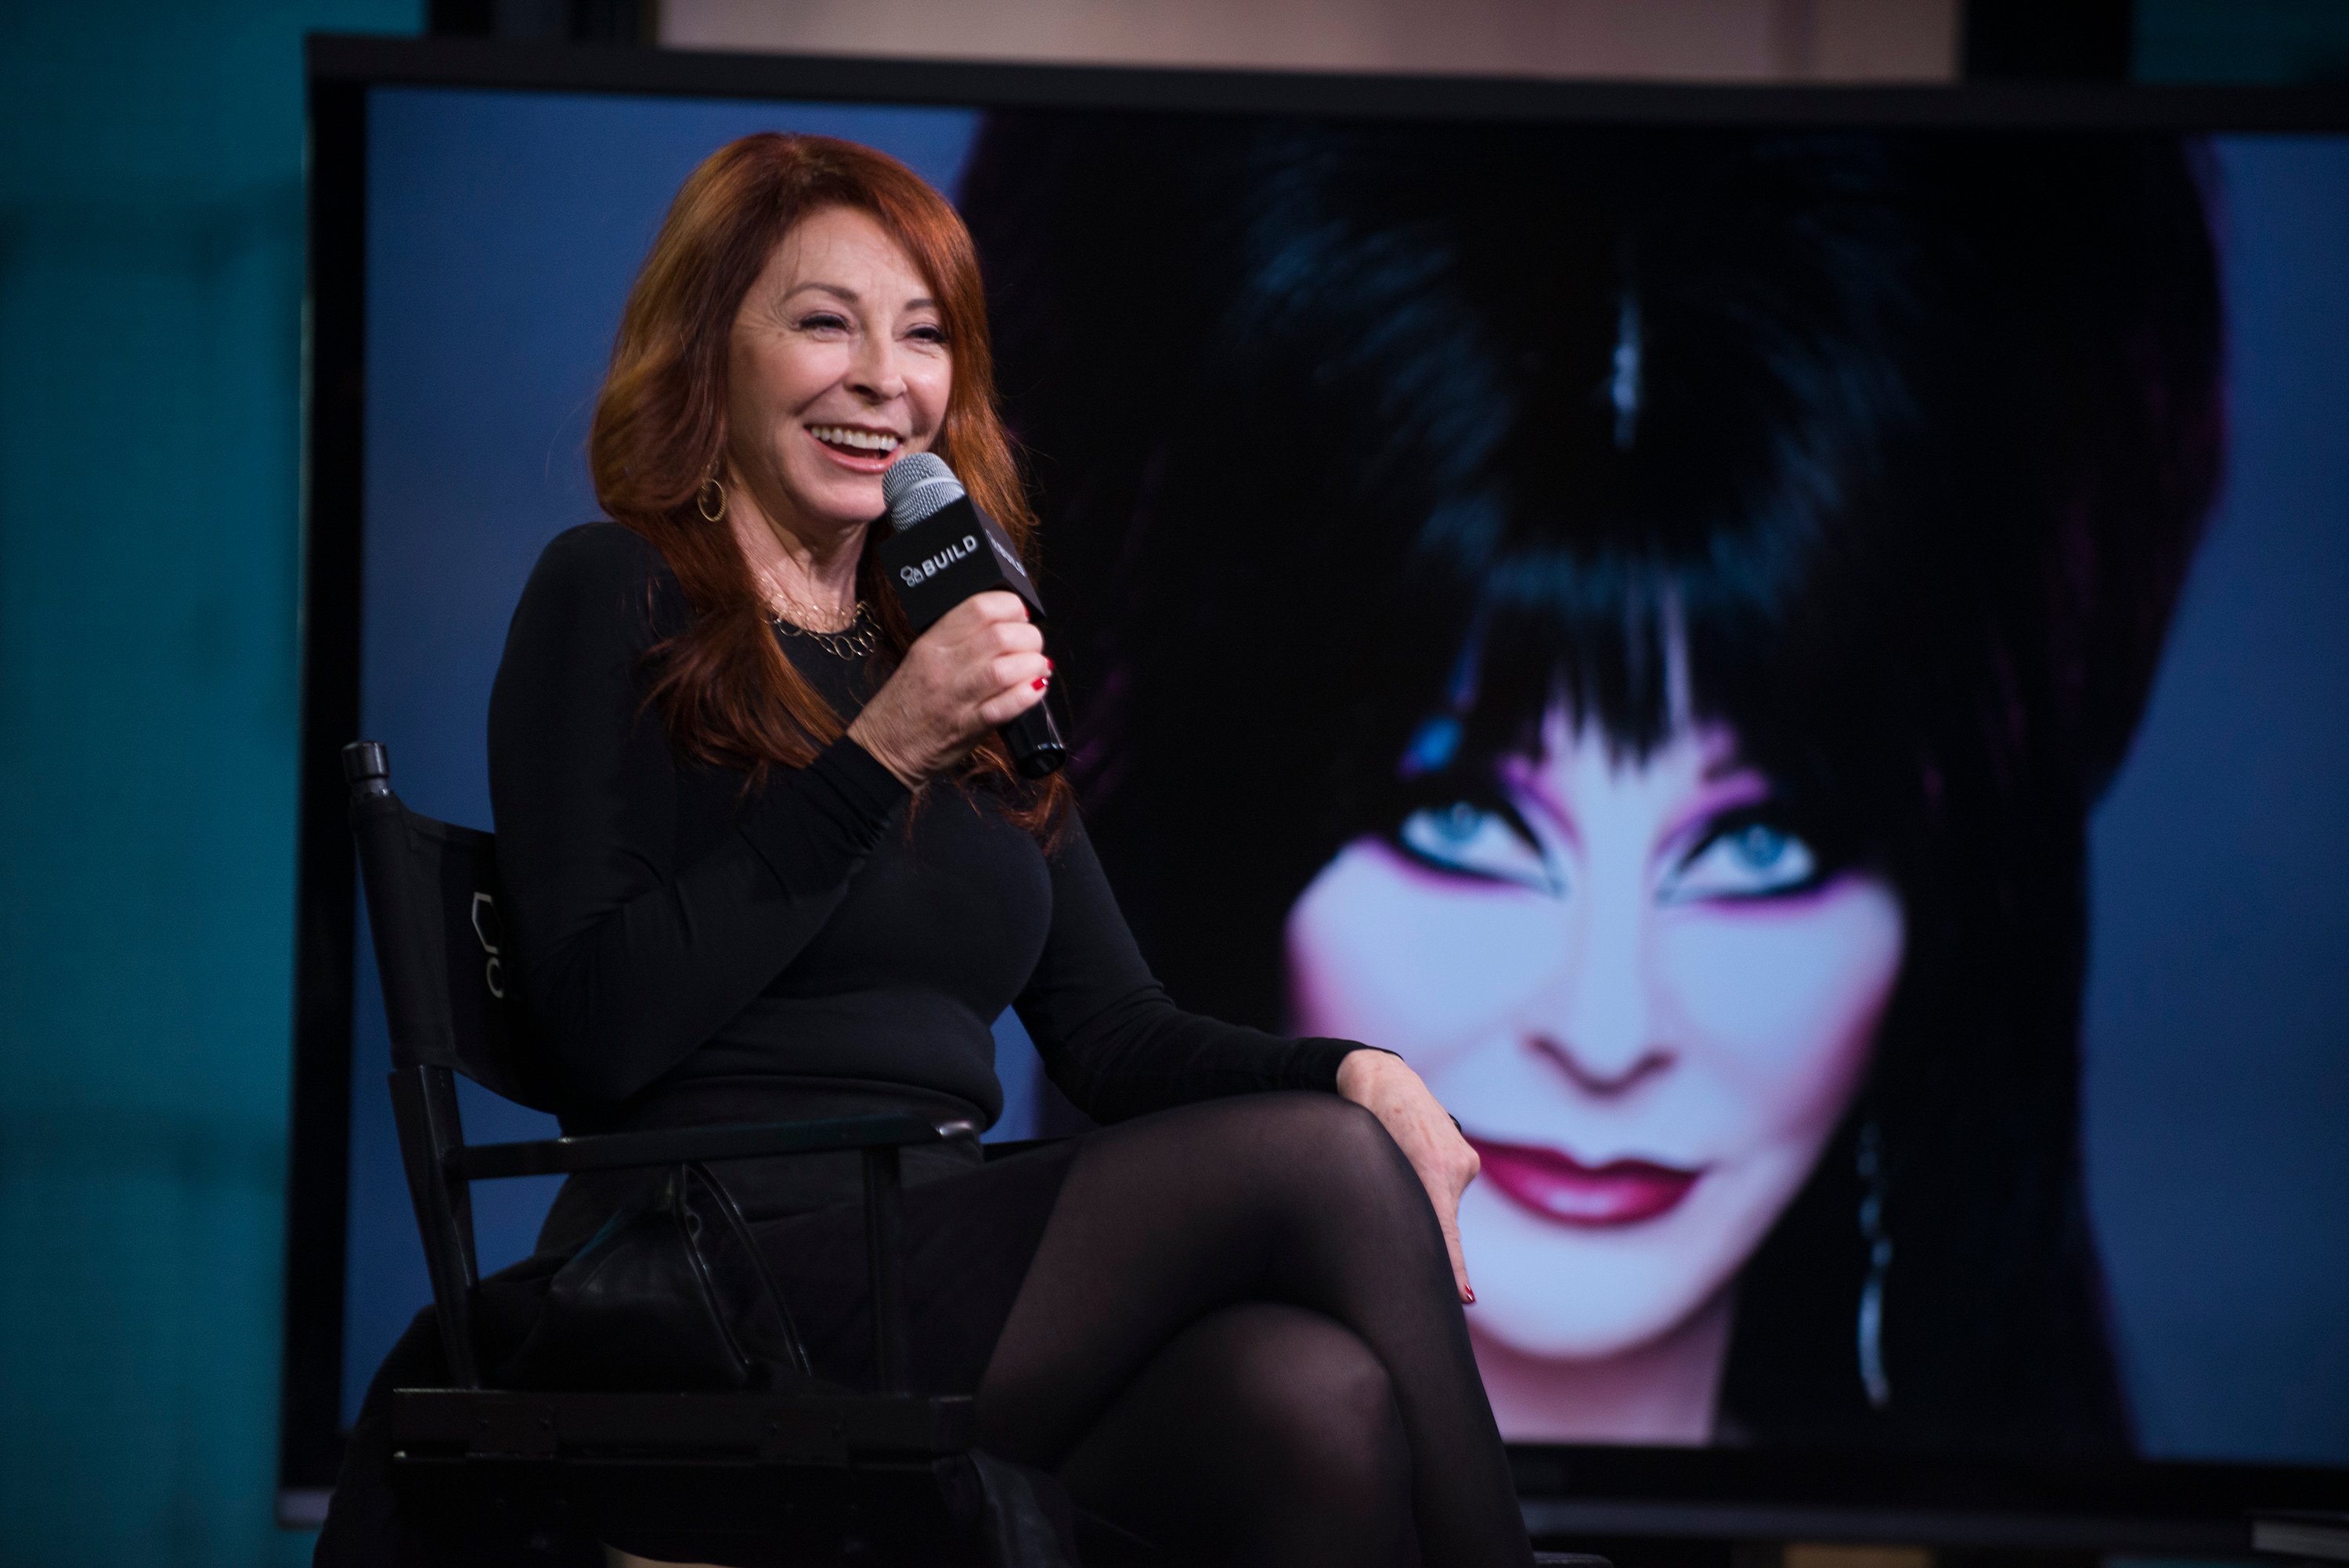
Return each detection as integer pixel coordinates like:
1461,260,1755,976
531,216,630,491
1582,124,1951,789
980,1136,1070,1163
453,1113,980,1181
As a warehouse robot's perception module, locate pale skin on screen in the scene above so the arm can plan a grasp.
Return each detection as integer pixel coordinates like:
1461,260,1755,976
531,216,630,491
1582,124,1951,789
1287,708,1905,1441
713,203,1482,1296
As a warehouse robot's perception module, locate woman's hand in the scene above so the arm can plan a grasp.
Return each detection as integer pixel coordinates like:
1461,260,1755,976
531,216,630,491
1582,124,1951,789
849,591,1048,788
1335,1048,1481,1304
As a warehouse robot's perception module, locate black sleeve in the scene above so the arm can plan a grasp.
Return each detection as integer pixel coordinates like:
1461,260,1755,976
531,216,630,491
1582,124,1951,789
487,524,910,1109
1013,813,1366,1123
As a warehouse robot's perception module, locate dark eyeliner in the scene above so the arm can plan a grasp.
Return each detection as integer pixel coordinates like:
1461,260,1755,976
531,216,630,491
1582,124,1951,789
1676,804,1831,897
1382,783,1545,885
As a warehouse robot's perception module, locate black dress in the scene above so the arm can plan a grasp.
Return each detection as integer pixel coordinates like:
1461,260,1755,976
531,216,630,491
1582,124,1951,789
491,521,1359,1386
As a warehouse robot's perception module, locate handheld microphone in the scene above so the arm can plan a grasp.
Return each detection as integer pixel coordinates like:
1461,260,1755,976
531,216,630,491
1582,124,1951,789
879,453,1069,779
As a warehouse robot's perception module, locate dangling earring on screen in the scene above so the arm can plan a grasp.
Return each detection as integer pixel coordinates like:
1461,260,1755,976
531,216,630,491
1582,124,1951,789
697,473,727,523
1856,1118,1893,1411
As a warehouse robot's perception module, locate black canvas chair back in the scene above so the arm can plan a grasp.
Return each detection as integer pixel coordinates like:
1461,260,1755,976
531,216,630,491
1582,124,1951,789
345,739,549,1108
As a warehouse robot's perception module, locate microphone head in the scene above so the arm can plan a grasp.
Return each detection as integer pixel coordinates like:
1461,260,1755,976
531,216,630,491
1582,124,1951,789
881,452,966,529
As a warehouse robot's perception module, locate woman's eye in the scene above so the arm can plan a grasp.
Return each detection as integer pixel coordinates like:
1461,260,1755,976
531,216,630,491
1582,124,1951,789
796,312,850,333
906,323,948,346
1663,821,1820,903
1395,802,1561,894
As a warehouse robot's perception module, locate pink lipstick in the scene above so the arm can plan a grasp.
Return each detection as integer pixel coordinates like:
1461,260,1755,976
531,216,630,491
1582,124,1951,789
1468,1137,1700,1227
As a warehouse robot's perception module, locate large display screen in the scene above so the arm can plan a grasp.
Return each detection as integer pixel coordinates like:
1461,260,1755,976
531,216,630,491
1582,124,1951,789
287,47,2349,1534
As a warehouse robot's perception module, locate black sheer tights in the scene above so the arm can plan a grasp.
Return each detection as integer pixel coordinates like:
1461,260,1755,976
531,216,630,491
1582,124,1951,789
977,1093,1531,1568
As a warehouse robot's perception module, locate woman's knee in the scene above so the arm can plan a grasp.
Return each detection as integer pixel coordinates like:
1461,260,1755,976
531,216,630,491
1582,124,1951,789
1284,1094,1444,1248
1229,1090,1416,1193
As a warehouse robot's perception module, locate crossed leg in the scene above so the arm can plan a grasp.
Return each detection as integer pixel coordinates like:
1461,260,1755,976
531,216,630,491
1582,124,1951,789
976,1093,1531,1568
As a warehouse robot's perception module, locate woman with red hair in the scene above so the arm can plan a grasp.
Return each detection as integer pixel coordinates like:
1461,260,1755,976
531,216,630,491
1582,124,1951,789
316,133,1528,1568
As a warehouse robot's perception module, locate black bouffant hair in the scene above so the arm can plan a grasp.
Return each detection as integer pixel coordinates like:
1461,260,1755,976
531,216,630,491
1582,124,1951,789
962,114,2223,1453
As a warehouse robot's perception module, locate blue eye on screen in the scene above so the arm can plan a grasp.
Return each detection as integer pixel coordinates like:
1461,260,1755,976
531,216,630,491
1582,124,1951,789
1395,802,1562,894
1662,822,1820,903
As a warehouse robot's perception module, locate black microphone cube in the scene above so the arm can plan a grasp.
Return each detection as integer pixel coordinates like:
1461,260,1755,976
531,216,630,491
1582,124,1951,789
878,494,1046,633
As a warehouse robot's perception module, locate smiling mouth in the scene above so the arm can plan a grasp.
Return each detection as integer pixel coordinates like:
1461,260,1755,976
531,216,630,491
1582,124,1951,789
1467,1136,1702,1227
809,424,902,458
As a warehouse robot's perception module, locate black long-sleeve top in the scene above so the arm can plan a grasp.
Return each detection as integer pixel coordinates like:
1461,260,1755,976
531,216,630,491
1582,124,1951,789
487,523,1358,1145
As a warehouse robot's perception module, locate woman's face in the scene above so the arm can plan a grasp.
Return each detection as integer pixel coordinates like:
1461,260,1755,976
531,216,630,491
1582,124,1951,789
724,204,950,535
1286,707,1903,1363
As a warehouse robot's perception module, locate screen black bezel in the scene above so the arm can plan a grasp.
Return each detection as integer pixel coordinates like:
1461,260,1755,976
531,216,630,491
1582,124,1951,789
283,32,2349,1545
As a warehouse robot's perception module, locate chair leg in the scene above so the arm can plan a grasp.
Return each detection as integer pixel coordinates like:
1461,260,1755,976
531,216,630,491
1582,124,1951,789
863,1144,909,1393
388,1065,483,1386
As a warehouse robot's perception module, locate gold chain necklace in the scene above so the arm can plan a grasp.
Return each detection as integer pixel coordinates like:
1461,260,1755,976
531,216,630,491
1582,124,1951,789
770,600,879,659
756,566,875,658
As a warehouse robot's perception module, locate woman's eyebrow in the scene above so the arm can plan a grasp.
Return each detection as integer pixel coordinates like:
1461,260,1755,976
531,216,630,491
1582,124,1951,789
781,281,861,305
779,282,939,314
1661,772,1773,852
1697,737,1747,781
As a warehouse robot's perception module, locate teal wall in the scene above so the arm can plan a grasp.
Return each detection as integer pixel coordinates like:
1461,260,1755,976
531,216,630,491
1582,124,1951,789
0,2,414,1563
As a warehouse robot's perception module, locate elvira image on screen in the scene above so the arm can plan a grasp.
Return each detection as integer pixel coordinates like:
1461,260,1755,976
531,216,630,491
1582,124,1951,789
964,116,2224,1454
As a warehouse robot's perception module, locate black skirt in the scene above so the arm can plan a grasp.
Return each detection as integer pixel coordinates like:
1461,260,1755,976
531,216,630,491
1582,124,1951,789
749,1134,1077,1393
529,1083,1081,1396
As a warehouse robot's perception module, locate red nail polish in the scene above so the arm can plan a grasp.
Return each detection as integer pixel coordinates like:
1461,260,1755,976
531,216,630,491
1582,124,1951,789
1032,677,1048,690
1463,1288,1476,1304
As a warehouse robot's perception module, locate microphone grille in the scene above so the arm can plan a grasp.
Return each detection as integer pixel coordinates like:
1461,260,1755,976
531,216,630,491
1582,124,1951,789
881,452,966,528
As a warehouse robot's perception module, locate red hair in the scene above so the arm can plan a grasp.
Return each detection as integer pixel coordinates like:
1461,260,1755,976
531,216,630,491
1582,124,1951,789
590,132,1066,829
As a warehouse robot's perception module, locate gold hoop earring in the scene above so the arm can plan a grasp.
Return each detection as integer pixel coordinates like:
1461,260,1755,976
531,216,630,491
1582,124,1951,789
696,474,727,523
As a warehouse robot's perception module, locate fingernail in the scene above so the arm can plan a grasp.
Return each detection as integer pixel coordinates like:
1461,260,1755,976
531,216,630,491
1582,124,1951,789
1046,658,1055,669
1463,1288,1476,1305
1031,677,1048,690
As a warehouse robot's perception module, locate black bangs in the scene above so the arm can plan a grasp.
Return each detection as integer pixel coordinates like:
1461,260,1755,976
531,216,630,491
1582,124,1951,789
1322,131,1950,831
966,117,2219,861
